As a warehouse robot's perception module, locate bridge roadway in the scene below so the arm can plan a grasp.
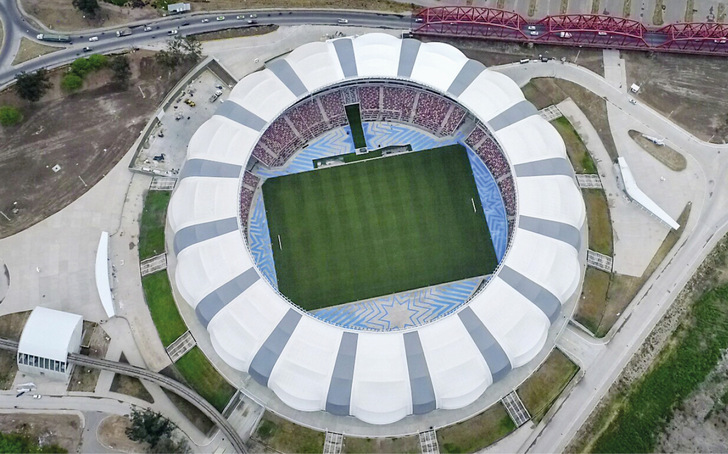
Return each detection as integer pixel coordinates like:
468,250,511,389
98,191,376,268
0,337,248,454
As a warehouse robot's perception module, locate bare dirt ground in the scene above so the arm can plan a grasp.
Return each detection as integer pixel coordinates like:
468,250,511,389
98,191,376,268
624,50,728,143
424,37,605,77
21,0,159,32
627,129,687,171
0,412,82,453
68,323,109,392
11,38,62,66
0,50,190,239
97,414,147,453
568,234,728,452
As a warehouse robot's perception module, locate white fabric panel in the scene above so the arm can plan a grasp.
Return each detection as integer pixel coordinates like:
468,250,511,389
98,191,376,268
187,116,258,166
494,116,567,165
351,33,401,78
468,278,550,368
227,69,297,122
505,229,581,304
418,315,492,410
517,175,586,229
175,231,253,308
208,280,290,371
410,42,468,93
168,177,239,232
350,333,411,425
286,41,345,93
456,70,524,121
268,317,341,412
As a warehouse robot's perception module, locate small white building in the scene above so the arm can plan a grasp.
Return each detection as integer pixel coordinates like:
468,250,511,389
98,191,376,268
17,307,83,381
168,3,190,14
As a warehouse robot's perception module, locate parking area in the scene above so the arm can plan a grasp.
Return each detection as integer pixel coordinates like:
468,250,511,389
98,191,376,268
132,69,231,175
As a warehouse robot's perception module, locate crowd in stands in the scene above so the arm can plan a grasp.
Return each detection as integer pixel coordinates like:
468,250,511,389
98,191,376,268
413,92,451,133
441,106,466,136
466,124,516,216
382,86,416,122
243,170,260,190
497,175,516,217
240,174,259,229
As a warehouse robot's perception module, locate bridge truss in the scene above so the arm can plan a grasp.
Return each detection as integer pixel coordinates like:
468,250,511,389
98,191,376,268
413,7,728,56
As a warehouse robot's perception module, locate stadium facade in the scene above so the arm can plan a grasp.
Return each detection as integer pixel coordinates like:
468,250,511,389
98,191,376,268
168,33,586,426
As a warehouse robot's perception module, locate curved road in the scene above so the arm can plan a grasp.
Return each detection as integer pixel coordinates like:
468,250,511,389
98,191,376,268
0,337,248,453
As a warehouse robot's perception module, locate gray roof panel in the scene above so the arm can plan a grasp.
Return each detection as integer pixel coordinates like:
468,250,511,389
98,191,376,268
266,59,308,97
518,215,582,250
215,100,267,131
403,332,436,415
514,157,574,178
458,307,511,382
326,332,358,416
447,59,486,97
249,309,302,386
195,267,261,327
397,39,421,78
332,38,358,78
488,100,538,131
499,266,562,323
179,159,242,180
173,217,239,255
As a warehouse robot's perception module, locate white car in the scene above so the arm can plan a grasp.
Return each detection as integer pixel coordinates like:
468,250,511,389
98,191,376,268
529,31,539,36
597,31,608,36
168,29,178,35
628,97,637,105
337,18,349,24
201,18,209,23
143,26,153,32
527,25,536,30
88,36,99,42
216,16,226,21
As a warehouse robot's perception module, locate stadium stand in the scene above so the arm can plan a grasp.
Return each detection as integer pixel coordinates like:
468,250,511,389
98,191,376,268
413,92,450,133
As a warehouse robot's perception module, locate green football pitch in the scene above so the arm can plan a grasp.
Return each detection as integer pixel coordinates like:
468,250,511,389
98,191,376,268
262,144,497,311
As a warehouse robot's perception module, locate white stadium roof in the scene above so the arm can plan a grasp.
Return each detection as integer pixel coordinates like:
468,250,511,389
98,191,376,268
168,33,586,425
18,307,83,362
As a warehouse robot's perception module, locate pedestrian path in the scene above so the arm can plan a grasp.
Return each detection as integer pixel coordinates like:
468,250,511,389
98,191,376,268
587,249,613,272
576,174,603,189
502,391,531,427
166,331,196,362
419,429,440,454
140,253,167,276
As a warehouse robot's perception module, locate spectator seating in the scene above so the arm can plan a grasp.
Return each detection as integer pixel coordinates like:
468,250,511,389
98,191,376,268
413,92,450,133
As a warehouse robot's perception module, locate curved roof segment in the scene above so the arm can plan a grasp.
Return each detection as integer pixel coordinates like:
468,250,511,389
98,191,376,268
168,34,586,425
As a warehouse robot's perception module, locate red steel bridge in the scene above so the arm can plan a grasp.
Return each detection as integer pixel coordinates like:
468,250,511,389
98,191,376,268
412,7,728,56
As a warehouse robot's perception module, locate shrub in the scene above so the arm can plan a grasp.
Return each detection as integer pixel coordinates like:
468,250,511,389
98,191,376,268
87,53,108,70
71,57,92,77
61,73,84,91
0,106,22,126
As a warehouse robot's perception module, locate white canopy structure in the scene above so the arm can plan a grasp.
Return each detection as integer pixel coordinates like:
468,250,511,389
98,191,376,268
618,157,679,230
17,307,83,381
168,34,586,425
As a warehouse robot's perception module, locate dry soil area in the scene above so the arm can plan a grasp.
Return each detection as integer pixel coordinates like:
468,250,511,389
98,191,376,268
624,50,728,143
97,414,147,453
0,412,82,453
21,0,158,32
0,50,189,238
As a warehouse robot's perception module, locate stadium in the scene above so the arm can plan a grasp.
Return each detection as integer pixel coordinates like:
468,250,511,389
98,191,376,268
167,33,586,426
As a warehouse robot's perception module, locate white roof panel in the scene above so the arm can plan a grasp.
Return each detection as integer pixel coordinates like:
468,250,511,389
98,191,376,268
494,115,567,165
228,69,297,122
286,41,345,93
517,175,586,229
187,116,257,166
18,307,82,362
168,177,239,232
410,42,468,92
352,33,401,78
457,70,524,122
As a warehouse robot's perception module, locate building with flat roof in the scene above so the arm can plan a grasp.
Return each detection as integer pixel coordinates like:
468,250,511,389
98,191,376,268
17,307,83,381
167,3,190,14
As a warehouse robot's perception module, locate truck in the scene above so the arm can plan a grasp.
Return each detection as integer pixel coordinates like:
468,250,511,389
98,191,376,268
116,28,132,37
36,33,71,43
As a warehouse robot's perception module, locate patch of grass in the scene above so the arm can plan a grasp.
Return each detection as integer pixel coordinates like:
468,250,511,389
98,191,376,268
623,0,632,17
591,279,728,451
141,271,187,347
517,349,579,422
138,190,170,260
161,388,215,434
0,105,23,127
684,0,695,22
552,117,596,174
263,145,496,310
528,0,538,16
561,0,569,14
0,432,67,453
583,189,613,256
0,350,18,390
437,403,516,453
627,130,687,171
254,412,324,454
345,104,366,149
196,24,279,42
718,3,726,22
12,37,61,65
591,0,600,14
67,364,100,392
574,268,611,334
522,78,618,160
0,311,30,341
653,0,665,25
174,347,236,413
343,435,420,453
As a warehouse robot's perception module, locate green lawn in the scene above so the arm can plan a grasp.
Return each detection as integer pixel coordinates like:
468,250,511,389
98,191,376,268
141,271,187,347
255,411,324,453
345,104,367,149
517,349,579,422
175,347,236,413
138,191,171,260
262,145,496,310
551,117,597,174
437,403,516,453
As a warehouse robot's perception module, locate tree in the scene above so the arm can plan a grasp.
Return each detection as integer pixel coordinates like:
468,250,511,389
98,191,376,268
14,69,52,102
61,73,84,92
156,36,203,70
126,409,175,450
72,0,100,17
0,106,22,126
71,57,93,77
87,53,108,70
110,55,132,89
180,36,202,64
